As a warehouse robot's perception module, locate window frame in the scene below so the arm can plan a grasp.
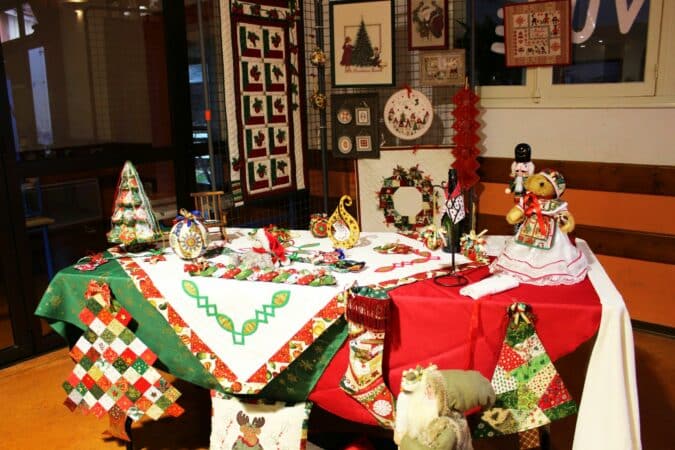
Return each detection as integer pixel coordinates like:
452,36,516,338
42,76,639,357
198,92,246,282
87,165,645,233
477,0,674,108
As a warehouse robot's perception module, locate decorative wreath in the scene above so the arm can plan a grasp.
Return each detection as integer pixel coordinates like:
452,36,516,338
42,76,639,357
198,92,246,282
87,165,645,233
378,165,435,233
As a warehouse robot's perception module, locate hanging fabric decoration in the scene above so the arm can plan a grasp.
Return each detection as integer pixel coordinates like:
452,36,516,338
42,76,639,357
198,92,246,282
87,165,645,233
221,0,306,206
474,303,577,449
63,281,184,424
340,285,396,429
451,85,481,189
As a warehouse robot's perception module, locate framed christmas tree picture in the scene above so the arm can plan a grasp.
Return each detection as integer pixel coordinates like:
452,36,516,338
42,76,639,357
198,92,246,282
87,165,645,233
330,0,395,88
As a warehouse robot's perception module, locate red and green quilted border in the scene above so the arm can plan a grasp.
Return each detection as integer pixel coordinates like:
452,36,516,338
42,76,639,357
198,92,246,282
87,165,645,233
116,257,346,394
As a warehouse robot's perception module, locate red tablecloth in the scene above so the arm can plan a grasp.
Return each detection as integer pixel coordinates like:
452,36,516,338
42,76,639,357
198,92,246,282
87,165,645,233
309,266,602,426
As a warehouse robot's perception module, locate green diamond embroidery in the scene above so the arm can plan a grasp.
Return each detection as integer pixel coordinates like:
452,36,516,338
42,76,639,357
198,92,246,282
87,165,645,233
181,280,291,345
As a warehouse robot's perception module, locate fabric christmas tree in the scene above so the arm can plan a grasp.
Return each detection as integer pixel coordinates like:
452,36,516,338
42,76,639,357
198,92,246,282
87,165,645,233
351,19,375,66
474,303,577,449
340,285,396,429
63,280,184,435
107,161,163,247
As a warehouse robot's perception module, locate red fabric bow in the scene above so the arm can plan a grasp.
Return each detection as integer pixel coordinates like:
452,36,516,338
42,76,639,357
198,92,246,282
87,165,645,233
264,229,287,263
523,193,548,235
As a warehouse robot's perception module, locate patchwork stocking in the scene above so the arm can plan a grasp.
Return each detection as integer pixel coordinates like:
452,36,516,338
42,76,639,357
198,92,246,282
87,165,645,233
474,303,577,443
339,286,396,429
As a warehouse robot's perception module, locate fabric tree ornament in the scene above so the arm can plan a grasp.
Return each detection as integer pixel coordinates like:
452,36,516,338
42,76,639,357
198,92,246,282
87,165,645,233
62,280,184,431
451,85,481,190
474,303,577,449
107,160,163,248
340,286,396,429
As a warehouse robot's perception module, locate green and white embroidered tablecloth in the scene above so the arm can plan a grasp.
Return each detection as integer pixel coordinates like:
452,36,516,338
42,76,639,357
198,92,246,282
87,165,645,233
37,230,458,399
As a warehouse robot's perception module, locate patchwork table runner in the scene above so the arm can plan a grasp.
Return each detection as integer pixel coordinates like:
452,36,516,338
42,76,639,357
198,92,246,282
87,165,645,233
117,231,455,394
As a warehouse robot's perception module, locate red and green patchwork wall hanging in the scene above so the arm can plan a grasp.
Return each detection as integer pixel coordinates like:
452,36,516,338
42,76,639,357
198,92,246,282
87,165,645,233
221,0,306,205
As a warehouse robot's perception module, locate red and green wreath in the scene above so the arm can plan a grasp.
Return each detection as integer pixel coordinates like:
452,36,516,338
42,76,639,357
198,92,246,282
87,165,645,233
378,165,435,233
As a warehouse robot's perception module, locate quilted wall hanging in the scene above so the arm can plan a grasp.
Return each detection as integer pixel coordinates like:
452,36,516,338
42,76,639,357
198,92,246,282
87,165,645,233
358,149,454,232
221,0,306,205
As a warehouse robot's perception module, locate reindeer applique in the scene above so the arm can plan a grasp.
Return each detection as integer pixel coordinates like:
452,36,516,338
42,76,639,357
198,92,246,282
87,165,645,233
232,411,266,450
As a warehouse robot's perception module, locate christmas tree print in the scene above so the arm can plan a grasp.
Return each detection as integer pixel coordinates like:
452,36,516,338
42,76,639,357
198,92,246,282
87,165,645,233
351,19,375,67
107,161,163,247
474,303,577,448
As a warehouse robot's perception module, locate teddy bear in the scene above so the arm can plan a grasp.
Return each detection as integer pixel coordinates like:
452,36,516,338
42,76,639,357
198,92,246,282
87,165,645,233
490,168,588,285
394,365,495,450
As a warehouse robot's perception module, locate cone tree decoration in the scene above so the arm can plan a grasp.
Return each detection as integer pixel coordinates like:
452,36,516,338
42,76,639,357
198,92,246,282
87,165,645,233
107,161,163,247
474,303,578,449
451,83,481,189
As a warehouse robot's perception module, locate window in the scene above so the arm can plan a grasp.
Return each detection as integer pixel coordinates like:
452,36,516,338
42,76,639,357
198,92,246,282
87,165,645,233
476,0,670,106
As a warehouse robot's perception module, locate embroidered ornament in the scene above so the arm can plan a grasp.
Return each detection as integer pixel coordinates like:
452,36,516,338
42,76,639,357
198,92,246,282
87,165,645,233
309,213,329,238
309,47,327,66
169,209,208,260
460,229,489,264
419,225,443,250
384,88,433,140
327,195,360,249
74,253,109,271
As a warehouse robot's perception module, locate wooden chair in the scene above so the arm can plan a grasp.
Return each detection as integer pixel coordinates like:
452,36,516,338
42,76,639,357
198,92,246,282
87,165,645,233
190,191,227,241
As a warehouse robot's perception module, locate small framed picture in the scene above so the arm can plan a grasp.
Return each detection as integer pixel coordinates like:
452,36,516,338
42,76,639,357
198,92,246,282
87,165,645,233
408,0,449,50
419,49,466,86
355,107,371,126
356,135,372,151
337,108,353,124
331,92,380,159
337,136,353,154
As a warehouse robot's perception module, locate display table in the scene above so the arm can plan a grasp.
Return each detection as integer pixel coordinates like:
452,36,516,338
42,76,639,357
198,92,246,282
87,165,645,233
35,231,640,450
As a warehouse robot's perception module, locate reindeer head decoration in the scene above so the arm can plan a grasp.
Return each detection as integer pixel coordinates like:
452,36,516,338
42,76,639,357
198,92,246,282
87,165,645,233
236,411,266,445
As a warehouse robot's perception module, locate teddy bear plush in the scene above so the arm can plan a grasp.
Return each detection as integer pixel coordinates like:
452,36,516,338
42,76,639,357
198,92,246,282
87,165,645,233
490,168,588,285
394,365,495,450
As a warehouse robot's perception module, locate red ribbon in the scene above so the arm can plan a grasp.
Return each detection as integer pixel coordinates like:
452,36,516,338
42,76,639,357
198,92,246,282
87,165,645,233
264,229,287,263
522,192,548,235
402,83,413,98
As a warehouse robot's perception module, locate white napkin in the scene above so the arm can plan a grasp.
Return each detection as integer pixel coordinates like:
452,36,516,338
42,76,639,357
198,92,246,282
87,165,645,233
459,274,520,300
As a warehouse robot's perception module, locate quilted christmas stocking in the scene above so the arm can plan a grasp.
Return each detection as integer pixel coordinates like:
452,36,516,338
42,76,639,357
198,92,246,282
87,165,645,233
339,286,396,429
474,303,577,448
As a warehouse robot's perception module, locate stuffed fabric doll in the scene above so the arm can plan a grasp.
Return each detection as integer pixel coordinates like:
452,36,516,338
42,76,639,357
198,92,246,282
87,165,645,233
490,169,588,286
394,365,495,450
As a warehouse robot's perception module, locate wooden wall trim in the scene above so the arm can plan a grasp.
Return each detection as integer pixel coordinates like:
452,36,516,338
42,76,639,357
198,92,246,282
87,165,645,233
631,320,675,338
306,150,354,172
478,157,675,196
478,213,675,265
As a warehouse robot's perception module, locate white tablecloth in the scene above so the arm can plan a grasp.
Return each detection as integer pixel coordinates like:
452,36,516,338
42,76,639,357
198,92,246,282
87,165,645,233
489,236,641,449
574,240,641,450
